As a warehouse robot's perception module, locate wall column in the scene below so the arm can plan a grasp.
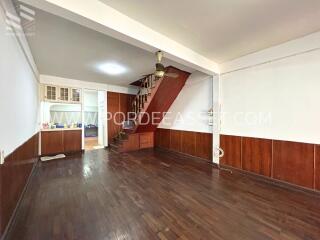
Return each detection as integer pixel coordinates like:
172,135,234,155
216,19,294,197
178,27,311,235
212,74,221,164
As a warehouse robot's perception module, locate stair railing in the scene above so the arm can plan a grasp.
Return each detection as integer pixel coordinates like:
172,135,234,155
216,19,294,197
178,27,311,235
132,74,156,116
113,74,157,142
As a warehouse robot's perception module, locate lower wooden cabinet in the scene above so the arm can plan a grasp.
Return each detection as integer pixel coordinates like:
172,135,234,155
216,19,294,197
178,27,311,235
139,132,154,149
117,132,154,152
64,130,82,153
41,130,82,155
41,131,64,155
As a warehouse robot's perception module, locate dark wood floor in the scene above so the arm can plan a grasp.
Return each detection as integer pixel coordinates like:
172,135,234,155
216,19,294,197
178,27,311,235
6,149,320,240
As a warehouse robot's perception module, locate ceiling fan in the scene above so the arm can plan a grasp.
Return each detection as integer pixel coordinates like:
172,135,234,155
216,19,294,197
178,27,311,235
152,51,179,79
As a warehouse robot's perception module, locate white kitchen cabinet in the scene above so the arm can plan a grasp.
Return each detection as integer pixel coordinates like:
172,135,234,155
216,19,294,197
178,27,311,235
59,87,69,102
70,88,81,103
43,85,81,103
44,85,57,101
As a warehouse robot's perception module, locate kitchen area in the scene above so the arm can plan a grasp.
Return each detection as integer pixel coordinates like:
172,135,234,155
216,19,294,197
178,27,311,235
40,85,106,156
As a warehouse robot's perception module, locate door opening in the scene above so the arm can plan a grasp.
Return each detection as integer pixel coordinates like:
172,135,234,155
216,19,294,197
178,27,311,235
83,89,105,151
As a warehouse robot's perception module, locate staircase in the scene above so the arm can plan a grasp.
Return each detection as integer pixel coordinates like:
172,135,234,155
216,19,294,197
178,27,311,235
109,66,190,153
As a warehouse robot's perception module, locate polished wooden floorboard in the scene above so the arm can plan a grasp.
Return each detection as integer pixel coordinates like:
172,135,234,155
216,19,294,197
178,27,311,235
84,137,102,151
7,149,320,240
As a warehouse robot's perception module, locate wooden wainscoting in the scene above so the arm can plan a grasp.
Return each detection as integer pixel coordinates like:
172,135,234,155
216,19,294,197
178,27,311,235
0,133,39,238
242,137,272,177
169,130,181,152
273,140,314,189
107,92,121,141
315,145,320,191
181,131,196,156
155,128,212,161
220,134,320,192
220,135,241,168
155,128,170,149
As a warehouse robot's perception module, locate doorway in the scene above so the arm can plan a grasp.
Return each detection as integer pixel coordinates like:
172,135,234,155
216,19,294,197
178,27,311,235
83,89,106,151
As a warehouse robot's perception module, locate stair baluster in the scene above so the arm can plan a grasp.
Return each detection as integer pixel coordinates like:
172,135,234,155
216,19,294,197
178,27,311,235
112,74,158,150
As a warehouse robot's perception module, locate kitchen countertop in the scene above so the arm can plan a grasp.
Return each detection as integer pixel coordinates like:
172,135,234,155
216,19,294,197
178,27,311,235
41,128,82,132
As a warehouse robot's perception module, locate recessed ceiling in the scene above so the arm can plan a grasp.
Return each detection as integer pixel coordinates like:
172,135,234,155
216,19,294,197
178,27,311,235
100,0,320,63
24,8,194,85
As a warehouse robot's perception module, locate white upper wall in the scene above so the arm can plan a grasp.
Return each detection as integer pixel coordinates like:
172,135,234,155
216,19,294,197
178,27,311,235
0,1,39,158
158,71,213,133
84,91,98,107
220,31,320,144
83,90,98,112
221,31,320,74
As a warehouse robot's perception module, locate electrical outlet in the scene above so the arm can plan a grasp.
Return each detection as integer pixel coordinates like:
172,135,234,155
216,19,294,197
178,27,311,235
0,150,4,165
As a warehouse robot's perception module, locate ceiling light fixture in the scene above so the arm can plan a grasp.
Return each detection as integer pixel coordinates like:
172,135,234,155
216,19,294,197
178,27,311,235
97,62,127,75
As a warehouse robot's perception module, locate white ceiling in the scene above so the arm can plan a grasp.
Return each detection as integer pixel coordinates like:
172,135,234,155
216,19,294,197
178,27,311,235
25,9,194,85
100,0,320,63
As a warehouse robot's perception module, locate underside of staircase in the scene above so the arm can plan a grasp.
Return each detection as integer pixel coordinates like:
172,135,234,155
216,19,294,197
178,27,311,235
109,66,190,153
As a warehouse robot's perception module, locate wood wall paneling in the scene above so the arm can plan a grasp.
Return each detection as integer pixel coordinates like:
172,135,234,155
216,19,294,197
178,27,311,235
221,135,317,190
195,132,212,161
107,92,135,141
41,131,64,155
155,129,161,147
107,92,121,141
181,131,196,156
170,130,181,152
156,128,212,161
272,140,314,189
119,93,134,122
159,128,171,149
314,145,320,190
161,130,320,192
242,137,272,177
220,135,242,168
119,93,128,116
0,133,39,238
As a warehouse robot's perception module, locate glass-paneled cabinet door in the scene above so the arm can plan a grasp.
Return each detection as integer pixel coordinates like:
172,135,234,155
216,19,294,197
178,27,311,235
59,87,69,101
71,88,81,103
45,85,57,101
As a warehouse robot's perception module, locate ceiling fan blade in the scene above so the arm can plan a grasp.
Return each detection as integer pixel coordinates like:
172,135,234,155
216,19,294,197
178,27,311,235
164,72,179,78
